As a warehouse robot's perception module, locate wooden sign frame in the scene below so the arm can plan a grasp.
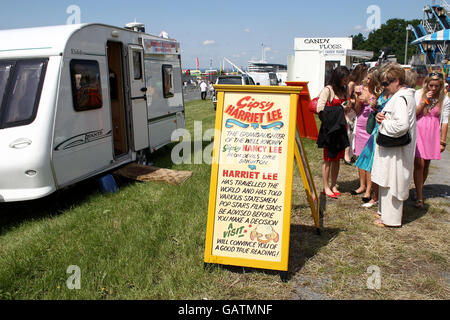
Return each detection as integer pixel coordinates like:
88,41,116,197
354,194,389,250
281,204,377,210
204,85,302,271
294,128,320,230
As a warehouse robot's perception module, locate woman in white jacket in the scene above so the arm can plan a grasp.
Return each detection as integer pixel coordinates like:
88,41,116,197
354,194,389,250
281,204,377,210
371,64,417,227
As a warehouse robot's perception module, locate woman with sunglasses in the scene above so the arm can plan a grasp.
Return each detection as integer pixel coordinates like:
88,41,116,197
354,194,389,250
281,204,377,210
412,72,450,208
371,64,417,228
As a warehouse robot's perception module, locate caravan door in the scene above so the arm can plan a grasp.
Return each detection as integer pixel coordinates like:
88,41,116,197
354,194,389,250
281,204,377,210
127,45,149,151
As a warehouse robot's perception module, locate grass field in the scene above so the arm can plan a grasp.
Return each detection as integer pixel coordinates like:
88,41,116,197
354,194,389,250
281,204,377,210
0,98,448,300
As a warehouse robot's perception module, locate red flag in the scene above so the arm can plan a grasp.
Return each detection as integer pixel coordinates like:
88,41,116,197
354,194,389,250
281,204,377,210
196,57,199,70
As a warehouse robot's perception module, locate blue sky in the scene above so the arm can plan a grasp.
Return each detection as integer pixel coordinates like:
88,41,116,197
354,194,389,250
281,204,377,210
0,0,430,69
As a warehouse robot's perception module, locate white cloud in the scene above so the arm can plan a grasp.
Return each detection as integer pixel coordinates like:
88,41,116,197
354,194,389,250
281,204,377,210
244,28,251,33
354,25,370,32
203,40,215,45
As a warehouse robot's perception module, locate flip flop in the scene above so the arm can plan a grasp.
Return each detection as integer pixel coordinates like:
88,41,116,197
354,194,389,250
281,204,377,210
322,191,338,199
350,190,365,195
373,219,386,227
373,219,401,228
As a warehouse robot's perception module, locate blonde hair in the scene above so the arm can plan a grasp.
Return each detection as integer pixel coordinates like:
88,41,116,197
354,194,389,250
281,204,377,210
362,67,383,97
421,74,445,113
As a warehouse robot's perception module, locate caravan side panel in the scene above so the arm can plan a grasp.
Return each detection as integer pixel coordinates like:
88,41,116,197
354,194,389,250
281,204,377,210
52,30,115,187
144,55,185,151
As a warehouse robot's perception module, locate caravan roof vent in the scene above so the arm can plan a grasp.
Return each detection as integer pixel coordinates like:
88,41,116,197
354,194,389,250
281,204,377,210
125,21,146,33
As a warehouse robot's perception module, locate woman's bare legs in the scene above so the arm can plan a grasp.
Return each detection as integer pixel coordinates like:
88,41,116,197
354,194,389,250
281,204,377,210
322,160,340,195
330,160,340,194
423,159,431,184
322,161,334,195
355,168,367,194
414,157,429,207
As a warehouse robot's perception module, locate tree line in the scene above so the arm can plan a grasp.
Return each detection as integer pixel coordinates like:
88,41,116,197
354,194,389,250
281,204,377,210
351,18,422,65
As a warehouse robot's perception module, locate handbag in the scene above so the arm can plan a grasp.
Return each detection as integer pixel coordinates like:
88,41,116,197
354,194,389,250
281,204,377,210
308,97,319,114
309,86,334,114
376,96,411,147
366,111,376,134
376,131,411,147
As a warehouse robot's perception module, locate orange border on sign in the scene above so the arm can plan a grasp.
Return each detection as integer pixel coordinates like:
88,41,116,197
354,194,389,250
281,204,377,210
204,85,302,271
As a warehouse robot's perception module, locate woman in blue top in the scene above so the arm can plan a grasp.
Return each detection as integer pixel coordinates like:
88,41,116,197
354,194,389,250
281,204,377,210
355,90,392,207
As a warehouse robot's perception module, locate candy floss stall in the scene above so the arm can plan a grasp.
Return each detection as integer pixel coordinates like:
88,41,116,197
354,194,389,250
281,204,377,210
287,37,373,98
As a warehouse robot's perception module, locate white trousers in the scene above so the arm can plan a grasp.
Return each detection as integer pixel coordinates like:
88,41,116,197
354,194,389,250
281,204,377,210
379,186,403,227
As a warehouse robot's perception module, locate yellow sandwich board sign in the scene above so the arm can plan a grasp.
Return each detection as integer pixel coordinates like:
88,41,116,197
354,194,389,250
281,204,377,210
204,85,318,272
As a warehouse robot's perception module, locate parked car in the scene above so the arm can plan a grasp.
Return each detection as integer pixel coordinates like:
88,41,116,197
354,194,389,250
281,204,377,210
212,75,255,110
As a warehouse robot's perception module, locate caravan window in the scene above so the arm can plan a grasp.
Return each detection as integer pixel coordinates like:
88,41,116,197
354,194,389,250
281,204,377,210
162,64,174,98
70,60,103,111
0,59,47,129
132,51,142,80
0,62,12,108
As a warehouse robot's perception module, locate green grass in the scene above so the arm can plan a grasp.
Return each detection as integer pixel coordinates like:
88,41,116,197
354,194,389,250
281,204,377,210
0,99,448,300
0,99,291,300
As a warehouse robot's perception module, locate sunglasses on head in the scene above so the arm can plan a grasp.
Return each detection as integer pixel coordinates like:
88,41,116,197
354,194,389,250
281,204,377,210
428,72,443,79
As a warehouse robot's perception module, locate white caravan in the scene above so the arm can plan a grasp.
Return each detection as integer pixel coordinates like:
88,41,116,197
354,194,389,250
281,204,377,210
0,23,186,202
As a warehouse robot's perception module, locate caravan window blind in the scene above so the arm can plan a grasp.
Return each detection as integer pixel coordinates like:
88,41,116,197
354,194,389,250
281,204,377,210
70,59,103,111
0,59,47,129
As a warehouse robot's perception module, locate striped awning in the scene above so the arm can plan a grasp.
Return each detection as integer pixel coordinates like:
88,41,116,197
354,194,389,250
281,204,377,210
411,29,450,44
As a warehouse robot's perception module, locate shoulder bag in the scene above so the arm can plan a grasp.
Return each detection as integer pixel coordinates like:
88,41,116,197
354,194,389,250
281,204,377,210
309,86,333,114
376,96,411,147
366,111,377,134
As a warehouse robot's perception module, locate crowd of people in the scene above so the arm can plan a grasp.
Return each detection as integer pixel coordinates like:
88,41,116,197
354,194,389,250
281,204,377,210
316,62,449,228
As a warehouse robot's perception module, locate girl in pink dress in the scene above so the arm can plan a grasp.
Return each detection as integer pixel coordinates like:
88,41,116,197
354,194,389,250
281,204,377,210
413,73,449,208
350,68,383,202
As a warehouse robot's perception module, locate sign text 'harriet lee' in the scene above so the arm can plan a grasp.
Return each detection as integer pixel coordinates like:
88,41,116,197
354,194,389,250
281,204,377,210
205,86,300,271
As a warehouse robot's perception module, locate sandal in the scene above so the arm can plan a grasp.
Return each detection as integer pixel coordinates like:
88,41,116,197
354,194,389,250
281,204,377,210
373,218,401,228
373,219,386,228
414,200,424,209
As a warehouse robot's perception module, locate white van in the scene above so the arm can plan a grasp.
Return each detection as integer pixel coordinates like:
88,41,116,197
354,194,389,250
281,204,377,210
0,23,185,202
247,72,279,86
